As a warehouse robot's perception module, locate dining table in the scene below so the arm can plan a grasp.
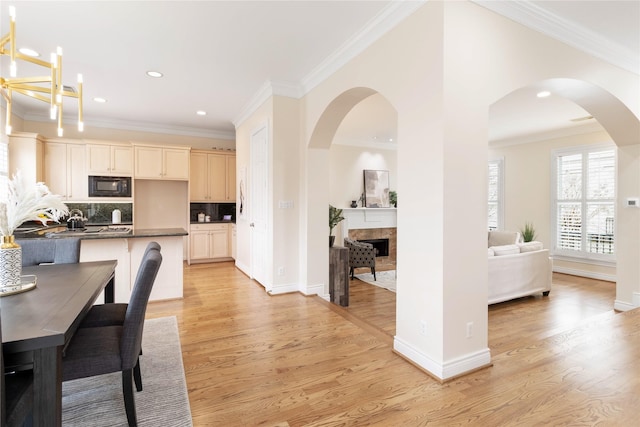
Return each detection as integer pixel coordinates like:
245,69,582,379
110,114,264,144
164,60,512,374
1,260,116,427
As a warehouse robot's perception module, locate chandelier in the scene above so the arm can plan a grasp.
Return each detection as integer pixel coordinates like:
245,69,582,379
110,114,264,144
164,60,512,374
1,6,83,137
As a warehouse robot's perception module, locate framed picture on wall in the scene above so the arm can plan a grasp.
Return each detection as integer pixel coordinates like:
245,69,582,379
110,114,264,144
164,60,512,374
363,169,390,208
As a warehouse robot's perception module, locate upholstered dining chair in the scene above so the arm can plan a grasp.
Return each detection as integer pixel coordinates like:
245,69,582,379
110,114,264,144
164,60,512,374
1,306,34,427
62,249,162,427
79,242,161,329
344,237,376,281
16,238,81,266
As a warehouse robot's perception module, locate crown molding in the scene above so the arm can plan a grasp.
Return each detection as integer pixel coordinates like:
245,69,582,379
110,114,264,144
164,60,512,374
472,0,639,75
489,121,605,148
22,111,236,140
233,0,425,129
300,0,426,93
233,79,302,128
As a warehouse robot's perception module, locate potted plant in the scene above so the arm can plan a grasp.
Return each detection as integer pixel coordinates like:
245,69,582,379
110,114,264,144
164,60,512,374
389,191,397,208
520,222,536,242
329,205,345,247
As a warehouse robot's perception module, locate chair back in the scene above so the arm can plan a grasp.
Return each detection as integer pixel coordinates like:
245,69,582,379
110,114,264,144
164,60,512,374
16,238,81,266
120,250,162,370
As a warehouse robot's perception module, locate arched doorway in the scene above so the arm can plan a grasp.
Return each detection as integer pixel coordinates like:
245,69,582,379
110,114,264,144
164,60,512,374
489,78,640,312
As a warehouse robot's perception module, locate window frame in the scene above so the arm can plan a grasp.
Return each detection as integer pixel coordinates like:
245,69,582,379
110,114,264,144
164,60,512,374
550,143,616,264
488,158,504,231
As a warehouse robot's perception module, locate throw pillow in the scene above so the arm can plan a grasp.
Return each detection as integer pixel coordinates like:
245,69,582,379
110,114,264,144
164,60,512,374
488,248,495,257
518,241,544,252
488,231,521,247
490,244,520,256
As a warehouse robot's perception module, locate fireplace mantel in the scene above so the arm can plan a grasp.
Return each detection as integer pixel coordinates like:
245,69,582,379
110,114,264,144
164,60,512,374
342,207,397,231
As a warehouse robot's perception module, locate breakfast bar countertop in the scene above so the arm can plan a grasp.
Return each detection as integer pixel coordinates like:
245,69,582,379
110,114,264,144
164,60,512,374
15,225,188,240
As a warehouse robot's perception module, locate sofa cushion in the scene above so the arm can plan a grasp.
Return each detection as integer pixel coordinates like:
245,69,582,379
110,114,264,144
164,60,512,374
488,248,495,257
518,241,544,252
488,231,521,247
490,244,520,256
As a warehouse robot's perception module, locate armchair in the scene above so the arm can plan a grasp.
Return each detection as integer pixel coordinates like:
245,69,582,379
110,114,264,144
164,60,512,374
344,237,376,280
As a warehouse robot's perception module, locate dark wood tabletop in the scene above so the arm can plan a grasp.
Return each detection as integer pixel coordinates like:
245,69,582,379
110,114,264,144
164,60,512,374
1,260,117,426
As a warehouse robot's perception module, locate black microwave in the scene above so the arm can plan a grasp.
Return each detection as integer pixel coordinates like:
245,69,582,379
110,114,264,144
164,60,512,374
88,176,131,197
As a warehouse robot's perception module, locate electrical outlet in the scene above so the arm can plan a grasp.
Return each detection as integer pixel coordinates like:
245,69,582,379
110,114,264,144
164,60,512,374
277,267,285,276
466,322,473,338
420,320,427,336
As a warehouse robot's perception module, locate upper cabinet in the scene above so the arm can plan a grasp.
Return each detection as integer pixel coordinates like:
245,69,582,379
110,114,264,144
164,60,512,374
133,145,190,180
8,132,44,185
44,140,87,200
190,151,236,202
86,143,133,176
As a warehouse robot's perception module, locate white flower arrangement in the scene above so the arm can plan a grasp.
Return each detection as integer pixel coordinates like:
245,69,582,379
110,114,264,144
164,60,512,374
0,171,69,236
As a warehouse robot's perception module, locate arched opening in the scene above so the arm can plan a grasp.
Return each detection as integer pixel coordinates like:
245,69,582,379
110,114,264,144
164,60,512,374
487,78,640,353
306,87,399,333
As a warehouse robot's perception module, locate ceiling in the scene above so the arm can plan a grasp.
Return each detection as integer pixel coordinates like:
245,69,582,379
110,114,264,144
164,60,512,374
1,1,638,145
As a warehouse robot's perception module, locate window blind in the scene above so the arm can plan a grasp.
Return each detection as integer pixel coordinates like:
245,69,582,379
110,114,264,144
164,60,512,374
488,159,502,230
553,146,615,258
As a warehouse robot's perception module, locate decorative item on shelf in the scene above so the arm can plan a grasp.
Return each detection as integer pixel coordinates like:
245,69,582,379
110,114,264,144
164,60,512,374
359,193,365,207
389,191,397,208
363,170,390,208
0,5,84,137
0,171,68,295
520,222,536,242
350,200,358,208
329,205,345,248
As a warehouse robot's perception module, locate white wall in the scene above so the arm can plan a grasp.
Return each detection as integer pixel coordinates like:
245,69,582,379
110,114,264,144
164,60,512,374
329,143,397,209
296,0,639,380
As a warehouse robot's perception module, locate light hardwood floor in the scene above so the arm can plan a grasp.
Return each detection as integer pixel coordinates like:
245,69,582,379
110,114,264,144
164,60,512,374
145,262,639,426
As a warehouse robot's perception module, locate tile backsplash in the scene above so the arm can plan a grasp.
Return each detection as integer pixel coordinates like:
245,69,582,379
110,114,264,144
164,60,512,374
66,203,133,224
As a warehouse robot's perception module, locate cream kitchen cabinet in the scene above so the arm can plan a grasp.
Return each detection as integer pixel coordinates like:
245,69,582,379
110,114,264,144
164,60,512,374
134,145,189,180
189,223,232,263
44,141,87,200
190,150,236,202
86,143,133,176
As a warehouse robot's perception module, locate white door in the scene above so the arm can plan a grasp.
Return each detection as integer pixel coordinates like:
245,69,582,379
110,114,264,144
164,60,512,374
250,123,269,290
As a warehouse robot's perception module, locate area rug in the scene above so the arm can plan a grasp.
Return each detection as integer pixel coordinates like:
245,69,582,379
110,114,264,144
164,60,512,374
354,270,396,292
62,316,193,426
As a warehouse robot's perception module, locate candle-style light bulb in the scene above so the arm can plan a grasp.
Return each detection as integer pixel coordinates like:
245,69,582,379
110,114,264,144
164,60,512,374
78,121,84,132
10,61,16,77
50,106,57,120
57,127,63,137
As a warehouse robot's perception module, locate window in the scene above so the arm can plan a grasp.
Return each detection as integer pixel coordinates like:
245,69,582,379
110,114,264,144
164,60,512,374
0,141,7,201
552,144,616,261
488,159,503,230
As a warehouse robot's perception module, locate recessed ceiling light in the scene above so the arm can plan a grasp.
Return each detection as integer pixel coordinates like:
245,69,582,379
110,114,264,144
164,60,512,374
536,91,551,98
146,70,163,78
18,47,39,57
389,138,393,142
196,110,207,116
93,97,107,103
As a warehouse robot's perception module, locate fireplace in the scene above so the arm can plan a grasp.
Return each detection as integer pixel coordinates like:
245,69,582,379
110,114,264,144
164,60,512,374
358,238,389,257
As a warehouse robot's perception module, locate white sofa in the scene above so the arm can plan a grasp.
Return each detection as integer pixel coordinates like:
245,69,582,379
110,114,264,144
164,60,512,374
488,231,552,305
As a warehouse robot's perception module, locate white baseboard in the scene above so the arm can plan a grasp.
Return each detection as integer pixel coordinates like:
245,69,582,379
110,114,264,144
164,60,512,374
235,260,250,277
393,336,491,381
553,266,616,282
614,298,639,312
269,283,301,295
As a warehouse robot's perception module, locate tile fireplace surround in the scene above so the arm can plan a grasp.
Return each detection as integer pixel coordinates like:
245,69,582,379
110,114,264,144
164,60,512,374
343,208,397,264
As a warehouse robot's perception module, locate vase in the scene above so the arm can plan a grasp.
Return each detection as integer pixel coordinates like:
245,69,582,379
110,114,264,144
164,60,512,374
1,235,22,287
329,236,335,247
350,200,357,208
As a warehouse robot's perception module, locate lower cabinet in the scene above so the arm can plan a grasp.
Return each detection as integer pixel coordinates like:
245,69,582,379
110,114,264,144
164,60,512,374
189,223,233,263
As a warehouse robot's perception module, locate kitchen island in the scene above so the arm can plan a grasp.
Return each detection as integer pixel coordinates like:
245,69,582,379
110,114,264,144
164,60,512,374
16,226,188,303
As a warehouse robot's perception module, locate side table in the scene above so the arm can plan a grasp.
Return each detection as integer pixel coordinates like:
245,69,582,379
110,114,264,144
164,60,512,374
329,246,349,306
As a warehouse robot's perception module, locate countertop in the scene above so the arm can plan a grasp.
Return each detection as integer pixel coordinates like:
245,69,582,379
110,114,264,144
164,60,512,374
15,225,188,240
190,220,235,225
